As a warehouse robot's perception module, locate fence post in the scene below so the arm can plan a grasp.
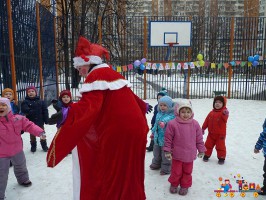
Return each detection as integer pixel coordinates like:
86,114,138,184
7,0,18,102
143,16,147,100
187,16,192,99
36,2,44,100
228,17,234,99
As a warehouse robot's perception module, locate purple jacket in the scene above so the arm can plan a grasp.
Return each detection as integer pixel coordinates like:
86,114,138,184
0,111,44,157
163,116,206,162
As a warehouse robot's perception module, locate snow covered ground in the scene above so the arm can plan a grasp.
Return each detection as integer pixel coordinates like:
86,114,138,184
5,98,266,200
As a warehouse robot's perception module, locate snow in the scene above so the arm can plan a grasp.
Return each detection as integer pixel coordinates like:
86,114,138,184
5,98,266,200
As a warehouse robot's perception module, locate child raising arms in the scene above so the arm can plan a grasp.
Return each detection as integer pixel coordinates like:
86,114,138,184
202,96,229,164
0,98,46,200
164,99,206,196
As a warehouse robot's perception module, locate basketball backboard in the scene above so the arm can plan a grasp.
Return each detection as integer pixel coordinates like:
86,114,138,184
149,21,192,47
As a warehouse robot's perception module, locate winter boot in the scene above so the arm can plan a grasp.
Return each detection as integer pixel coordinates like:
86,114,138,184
146,139,154,152
179,188,188,196
40,140,48,152
9,161,13,167
19,180,32,187
218,158,225,165
30,141,37,152
169,185,178,194
203,155,209,162
259,186,266,195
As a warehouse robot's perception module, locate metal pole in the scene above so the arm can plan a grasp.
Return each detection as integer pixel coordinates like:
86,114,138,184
6,0,18,102
36,2,44,99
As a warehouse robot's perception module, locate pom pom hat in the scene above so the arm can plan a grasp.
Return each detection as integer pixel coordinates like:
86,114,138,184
73,36,110,68
157,87,168,100
0,97,11,114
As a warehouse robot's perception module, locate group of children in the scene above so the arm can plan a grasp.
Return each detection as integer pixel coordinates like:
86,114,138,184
147,88,266,196
0,86,73,200
1,85,266,198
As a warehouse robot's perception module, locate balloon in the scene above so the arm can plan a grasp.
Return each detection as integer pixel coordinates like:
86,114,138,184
197,54,203,61
252,60,259,66
134,60,141,67
141,58,147,64
199,60,205,67
254,54,260,61
248,56,254,62
140,64,145,70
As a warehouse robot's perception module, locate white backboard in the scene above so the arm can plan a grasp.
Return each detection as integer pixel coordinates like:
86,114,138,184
149,21,192,47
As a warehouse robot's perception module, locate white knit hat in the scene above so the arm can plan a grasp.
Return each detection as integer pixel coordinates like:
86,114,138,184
0,97,11,113
73,36,110,68
177,99,193,113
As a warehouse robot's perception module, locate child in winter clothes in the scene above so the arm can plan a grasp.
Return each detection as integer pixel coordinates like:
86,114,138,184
202,96,229,164
2,88,20,167
21,86,49,152
164,99,206,196
254,118,266,196
146,88,168,152
0,98,46,200
48,90,73,128
149,95,175,175
1,88,19,114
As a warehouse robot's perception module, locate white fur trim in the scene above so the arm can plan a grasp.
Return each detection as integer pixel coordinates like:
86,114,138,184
73,56,103,68
79,79,132,94
72,147,80,200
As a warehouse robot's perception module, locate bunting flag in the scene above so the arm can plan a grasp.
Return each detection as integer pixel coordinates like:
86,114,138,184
211,63,216,69
158,63,164,71
224,63,229,68
128,64,133,70
248,62,252,67
152,63,157,69
146,62,151,69
112,65,116,71
190,62,195,69
171,62,176,69
165,63,170,70
122,65,127,72
218,63,223,69
183,63,189,69
117,66,122,72
177,63,182,70
241,61,246,67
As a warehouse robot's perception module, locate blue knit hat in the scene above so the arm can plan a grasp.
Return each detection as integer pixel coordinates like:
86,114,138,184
157,87,168,100
158,96,173,109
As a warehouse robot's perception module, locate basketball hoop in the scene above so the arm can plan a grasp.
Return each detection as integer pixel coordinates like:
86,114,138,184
167,42,179,47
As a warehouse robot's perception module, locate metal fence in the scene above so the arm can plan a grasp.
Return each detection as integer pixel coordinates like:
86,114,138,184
0,0,57,105
56,15,266,100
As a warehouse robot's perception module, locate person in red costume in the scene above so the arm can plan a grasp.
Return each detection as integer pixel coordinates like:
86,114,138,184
201,96,229,165
46,36,149,200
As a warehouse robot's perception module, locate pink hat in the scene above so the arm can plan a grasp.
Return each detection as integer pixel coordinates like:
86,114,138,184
0,97,11,113
26,86,37,94
59,90,72,99
73,36,110,68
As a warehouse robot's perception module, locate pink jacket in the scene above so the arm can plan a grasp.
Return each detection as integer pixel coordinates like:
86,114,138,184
163,116,206,162
0,111,44,157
